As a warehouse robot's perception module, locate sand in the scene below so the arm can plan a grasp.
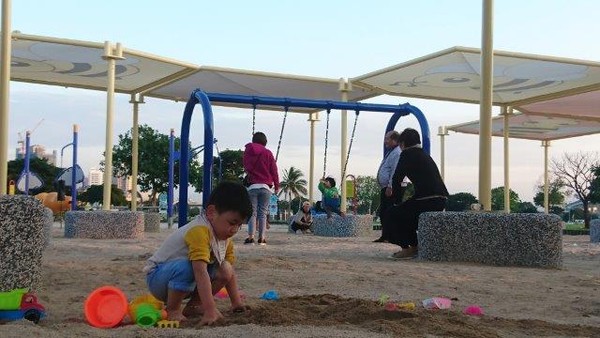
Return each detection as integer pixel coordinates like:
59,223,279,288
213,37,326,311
0,223,599,337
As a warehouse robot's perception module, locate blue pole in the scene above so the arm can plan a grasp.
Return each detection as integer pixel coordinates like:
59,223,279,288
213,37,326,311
178,90,215,227
71,125,78,210
168,129,174,220
384,104,431,155
24,132,31,194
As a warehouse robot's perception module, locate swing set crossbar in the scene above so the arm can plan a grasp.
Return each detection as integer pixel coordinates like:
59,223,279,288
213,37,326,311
205,92,415,115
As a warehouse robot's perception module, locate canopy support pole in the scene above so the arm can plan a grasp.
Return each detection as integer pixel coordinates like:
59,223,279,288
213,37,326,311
479,0,494,211
0,0,12,195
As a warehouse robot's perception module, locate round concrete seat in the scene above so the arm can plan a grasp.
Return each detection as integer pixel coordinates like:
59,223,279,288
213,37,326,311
65,210,144,239
312,214,374,237
590,219,600,243
144,213,161,233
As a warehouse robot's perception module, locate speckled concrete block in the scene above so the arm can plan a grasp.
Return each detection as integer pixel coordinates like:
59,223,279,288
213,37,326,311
43,208,53,248
0,195,47,292
590,219,600,243
418,212,563,268
144,213,161,233
312,214,374,237
64,211,144,239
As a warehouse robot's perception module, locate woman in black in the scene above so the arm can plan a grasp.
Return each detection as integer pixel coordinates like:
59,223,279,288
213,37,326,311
385,128,449,259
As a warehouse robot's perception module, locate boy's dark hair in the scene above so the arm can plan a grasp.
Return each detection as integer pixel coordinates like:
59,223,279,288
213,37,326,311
252,132,267,146
207,181,253,219
325,177,336,188
399,128,421,147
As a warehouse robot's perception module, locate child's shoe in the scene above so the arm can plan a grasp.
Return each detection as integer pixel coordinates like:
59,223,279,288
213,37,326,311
244,237,255,245
257,238,267,245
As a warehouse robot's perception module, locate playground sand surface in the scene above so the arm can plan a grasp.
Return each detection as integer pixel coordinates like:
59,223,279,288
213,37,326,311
1,224,599,337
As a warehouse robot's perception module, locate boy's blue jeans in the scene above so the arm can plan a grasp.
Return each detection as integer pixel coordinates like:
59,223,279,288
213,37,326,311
146,259,218,302
323,196,342,216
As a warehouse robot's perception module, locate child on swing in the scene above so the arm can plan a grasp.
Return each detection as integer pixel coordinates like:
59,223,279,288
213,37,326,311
318,176,346,218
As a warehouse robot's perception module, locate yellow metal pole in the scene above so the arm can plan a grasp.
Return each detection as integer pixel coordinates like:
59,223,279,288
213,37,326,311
308,112,319,204
102,42,125,210
479,0,494,211
543,140,550,213
0,0,12,194
437,126,449,180
130,94,144,211
502,106,510,213
339,78,351,213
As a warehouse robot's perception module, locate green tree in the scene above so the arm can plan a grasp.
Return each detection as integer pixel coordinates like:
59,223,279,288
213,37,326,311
278,167,307,217
354,175,379,215
215,149,244,182
79,184,128,206
109,124,202,205
7,157,61,193
533,177,566,213
515,201,538,213
447,192,478,211
491,186,521,211
552,151,600,228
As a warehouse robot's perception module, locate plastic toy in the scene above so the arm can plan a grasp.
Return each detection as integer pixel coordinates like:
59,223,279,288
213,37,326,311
422,297,452,310
84,286,129,328
260,290,279,301
463,305,484,316
396,302,416,310
0,288,46,323
214,288,228,299
377,294,390,306
128,294,167,328
157,319,180,328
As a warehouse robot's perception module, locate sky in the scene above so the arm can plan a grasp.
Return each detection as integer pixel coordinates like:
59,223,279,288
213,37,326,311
6,0,600,203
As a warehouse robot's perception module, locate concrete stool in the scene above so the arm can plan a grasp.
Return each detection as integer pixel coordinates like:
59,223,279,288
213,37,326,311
418,212,562,268
0,196,47,291
312,214,374,237
64,210,144,239
590,219,600,243
144,212,161,232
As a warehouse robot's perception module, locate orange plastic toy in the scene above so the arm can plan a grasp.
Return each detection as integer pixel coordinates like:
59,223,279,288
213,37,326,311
84,286,129,328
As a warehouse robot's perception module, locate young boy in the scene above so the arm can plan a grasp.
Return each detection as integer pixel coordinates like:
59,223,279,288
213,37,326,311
144,181,253,325
318,177,345,218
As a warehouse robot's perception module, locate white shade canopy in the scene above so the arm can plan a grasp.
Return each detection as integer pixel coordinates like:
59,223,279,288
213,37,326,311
9,33,375,113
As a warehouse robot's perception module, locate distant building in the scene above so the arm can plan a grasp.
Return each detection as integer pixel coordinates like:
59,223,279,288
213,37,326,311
89,168,103,186
15,144,57,166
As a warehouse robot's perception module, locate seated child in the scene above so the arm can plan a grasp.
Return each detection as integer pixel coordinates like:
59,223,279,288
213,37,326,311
318,177,345,218
291,201,314,233
143,181,253,325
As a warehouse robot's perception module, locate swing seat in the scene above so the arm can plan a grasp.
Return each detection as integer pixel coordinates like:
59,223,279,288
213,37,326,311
311,214,374,237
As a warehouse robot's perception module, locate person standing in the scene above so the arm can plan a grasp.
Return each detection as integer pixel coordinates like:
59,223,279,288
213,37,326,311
243,132,279,245
373,130,404,243
386,128,449,259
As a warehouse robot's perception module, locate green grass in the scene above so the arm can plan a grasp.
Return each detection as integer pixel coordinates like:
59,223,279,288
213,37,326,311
564,223,586,230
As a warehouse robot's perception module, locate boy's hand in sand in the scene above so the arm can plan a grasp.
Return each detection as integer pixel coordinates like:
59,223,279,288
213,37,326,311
231,303,251,313
200,308,224,326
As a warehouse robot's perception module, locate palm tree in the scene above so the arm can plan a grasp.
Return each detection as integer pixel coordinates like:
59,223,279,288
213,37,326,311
278,167,308,217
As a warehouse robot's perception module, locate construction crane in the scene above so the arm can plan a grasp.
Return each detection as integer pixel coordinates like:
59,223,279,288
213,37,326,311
17,119,44,158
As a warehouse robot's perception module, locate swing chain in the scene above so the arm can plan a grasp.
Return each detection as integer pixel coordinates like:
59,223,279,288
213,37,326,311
322,109,331,177
251,103,257,136
275,106,289,162
342,110,360,179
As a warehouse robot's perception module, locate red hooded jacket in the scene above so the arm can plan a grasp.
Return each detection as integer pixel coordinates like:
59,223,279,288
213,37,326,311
243,142,280,191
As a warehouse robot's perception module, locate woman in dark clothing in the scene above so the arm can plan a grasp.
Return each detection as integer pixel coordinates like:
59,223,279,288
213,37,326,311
385,128,449,259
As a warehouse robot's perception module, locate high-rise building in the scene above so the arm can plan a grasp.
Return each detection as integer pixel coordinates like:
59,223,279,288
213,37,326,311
89,168,103,186
15,144,57,166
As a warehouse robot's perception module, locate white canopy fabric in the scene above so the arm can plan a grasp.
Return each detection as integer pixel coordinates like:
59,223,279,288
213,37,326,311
352,46,600,106
517,90,600,121
9,33,375,113
446,112,600,141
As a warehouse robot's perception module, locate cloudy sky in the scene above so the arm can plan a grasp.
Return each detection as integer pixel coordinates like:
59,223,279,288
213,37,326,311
6,0,600,203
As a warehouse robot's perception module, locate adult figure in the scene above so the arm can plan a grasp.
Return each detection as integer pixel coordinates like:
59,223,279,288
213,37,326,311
291,201,314,233
386,128,449,259
243,132,279,245
373,130,404,243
